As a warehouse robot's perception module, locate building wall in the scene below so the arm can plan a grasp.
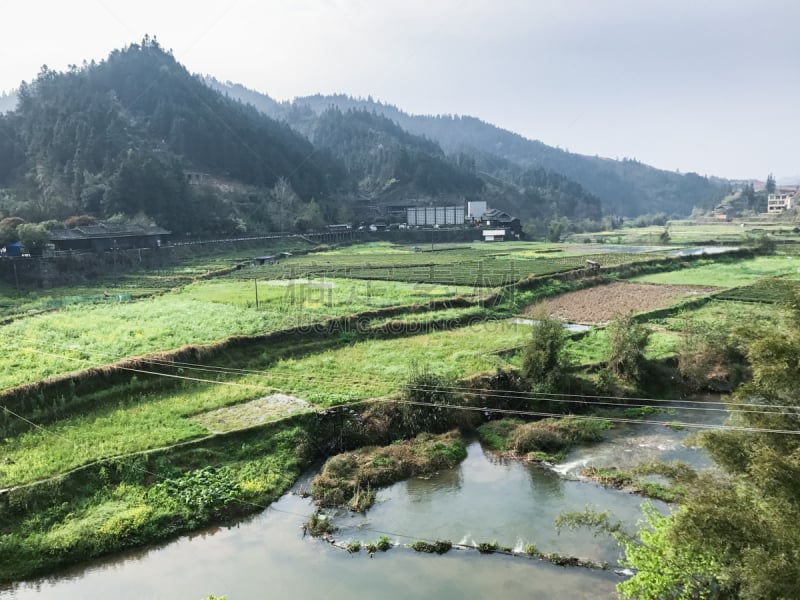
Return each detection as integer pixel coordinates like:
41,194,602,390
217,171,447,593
767,193,796,213
406,206,465,226
467,201,487,219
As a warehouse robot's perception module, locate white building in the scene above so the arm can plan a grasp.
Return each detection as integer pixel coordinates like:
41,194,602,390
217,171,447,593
767,192,797,214
467,201,487,220
406,206,465,226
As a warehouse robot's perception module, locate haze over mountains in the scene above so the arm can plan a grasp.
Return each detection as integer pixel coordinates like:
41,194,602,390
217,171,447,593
0,40,729,237
207,79,727,218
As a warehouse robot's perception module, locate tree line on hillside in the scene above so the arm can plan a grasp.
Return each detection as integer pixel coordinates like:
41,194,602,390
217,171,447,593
209,81,732,222
262,92,729,217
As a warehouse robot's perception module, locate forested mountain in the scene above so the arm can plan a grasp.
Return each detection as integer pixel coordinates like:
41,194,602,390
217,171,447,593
296,95,730,217
0,38,344,234
207,82,607,228
218,87,726,217
308,108,485,201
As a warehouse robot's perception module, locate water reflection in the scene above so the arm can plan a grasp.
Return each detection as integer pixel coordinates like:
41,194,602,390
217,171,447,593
335,441,639,564
404,462,463,500
3,490,619,600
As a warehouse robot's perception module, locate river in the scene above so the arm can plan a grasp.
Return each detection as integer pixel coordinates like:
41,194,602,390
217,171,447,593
1,401,725,600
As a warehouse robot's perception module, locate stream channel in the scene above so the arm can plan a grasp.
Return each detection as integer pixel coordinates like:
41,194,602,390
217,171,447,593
2,401,725,599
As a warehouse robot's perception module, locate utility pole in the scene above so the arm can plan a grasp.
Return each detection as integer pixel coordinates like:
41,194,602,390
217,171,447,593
254,278,259,309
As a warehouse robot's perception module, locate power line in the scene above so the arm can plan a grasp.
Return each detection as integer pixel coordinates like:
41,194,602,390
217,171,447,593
377,398,800,436
6,324,796,414
9,341,800,427
11,338,800,421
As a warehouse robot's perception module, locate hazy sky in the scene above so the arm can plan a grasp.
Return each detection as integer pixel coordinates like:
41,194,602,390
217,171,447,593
2,0,798,180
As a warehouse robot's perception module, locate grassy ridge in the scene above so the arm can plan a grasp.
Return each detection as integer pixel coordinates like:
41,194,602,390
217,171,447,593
0,418,311,583
631,255,800,287
312,431,467,510
0,320,531,488
0,278,485,391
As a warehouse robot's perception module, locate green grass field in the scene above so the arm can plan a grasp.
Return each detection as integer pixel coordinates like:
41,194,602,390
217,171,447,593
568,220,800,245
0,320,531,487
238,241,667,287
0,277,488,391
0,239,687,390
630,255,800,287
658,299,791,334
0,239,314,319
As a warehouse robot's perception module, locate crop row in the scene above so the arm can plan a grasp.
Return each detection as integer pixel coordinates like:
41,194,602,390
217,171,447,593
715,280,800,304
234,253,663,287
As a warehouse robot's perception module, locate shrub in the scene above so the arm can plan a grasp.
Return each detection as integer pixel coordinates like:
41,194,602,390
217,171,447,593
305,511,336,537
509,425,565,455
477,418,524,451
521,311,567,386
477,541,499,554
148,467,240,520
606,313,650,384
524,543,540,557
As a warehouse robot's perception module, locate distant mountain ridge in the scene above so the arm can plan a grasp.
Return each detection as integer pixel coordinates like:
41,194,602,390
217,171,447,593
291,95,730,217
209,83,728,217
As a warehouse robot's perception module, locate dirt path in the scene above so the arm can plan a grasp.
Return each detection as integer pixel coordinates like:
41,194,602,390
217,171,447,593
525,282,718,323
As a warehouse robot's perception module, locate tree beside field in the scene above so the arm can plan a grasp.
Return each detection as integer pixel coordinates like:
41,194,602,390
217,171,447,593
605,313,650,384
571,295,800,599
521,312,567,388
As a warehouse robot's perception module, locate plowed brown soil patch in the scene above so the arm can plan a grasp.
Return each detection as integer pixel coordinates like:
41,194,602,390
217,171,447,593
526,282,718,324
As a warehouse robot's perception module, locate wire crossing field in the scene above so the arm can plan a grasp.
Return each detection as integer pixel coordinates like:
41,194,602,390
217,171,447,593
0,241,675,390
0,320,531,487
0,238,786,584
0,278,486,391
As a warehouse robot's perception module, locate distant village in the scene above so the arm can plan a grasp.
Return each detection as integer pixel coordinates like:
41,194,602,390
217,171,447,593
712,184,799,222
360,200,523,242
3,182,800,259
0,199,524,258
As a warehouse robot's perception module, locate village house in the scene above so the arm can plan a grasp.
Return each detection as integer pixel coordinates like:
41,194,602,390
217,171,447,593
48,223,170,253
767,190,798,214
478,208,523,241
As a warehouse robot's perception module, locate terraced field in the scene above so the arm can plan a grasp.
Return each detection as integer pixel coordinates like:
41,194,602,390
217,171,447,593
714,279,800,304
239,247,667,287
0,237,781,584
530,282,718,323
631,255,800,287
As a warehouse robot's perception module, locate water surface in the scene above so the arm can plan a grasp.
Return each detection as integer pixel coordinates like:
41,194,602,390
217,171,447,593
2,403,725,600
